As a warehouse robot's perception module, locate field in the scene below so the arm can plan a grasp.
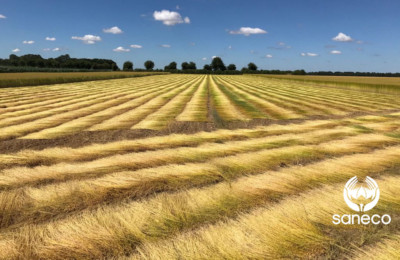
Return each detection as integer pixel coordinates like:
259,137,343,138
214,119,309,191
0,74,400,259
0,71,165,88
258,74,400,93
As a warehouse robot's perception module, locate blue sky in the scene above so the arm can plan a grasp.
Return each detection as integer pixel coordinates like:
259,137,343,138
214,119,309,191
0,0,399,72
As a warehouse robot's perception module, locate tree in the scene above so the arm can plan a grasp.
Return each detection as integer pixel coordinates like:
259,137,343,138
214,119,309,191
211,57,226,71
292,69,306,75
248,62,258,71
188,62,196,70
9,54,18,60
203,64,212,71
181,62,189,70
144,60,155,70
123,61,133,71
227,64,236,71
165,61,177,70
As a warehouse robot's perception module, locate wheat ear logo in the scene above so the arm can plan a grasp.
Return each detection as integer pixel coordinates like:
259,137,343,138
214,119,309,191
343,176,380,212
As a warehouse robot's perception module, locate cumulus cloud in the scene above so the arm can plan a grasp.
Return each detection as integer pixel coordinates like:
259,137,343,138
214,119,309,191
332,32,353,42
113,46,130,52
103,26,123,34
266,54,273,58
46,37,56,41
229,27,267,36
130,44,142,49
301,52,318,57
12,48,21,53
52,48,61,52
212,56,218,59
23,40,34,44
160,44,171,48
202,57,207,61
330,50,342,54
153,10,190,26
0,14,6,19
72,35,101,44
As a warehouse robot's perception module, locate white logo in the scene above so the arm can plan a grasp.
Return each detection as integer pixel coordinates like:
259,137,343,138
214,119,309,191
332,176,391,225
343,176,380,212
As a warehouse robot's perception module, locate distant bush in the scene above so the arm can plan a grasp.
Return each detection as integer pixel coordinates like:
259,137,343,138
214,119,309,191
144,60,155,70
123,61,133,71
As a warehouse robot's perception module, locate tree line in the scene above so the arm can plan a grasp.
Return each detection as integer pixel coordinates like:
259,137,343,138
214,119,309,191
123,57,257,74
2,54,400,77
0,54,119,71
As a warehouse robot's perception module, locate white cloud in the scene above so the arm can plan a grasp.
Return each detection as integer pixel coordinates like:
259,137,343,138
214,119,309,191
22,40,34,44
356,40,363,44
0,14,6,19
153,10,190,26
202,57,207,61
332,32,353,42
229,27,267,36
330,50,342,54
103,26,123,34
72,34,101,44
43,48,51,51
12,48,21,53
130,44,142,49
161,44,171,48
228,45,232,49
266,54,273,58
46,37,56,41
113,46,130,52
212,56,218,59
52,48,61,52
301,52,318,57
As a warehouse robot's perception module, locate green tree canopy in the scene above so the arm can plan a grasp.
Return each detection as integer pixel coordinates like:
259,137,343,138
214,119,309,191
211,57,226,71
188,62,196,70
123,61,133,71
181,62,189,70
227,64,236,71
144,60,155,70
203,64,212,71
165,61,177,70
248,62,258,71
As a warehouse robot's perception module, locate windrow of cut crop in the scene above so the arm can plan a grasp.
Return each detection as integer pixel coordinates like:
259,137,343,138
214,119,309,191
2,145,400,259
132,76,205,130
21,76,197,138
89,76,200,131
